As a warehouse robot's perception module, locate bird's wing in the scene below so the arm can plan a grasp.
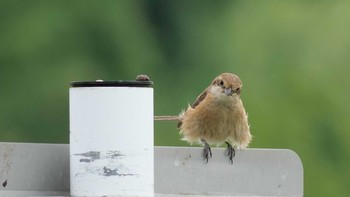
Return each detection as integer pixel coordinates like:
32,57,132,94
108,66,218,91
177,90,208,128
191,90,207,109
177,120,183,128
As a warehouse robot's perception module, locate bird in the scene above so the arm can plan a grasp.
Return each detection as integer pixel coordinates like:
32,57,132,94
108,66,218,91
178,73,252,164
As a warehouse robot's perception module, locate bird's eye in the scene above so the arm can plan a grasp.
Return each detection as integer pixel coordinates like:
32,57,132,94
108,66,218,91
236,87,241,93
219,80,224,86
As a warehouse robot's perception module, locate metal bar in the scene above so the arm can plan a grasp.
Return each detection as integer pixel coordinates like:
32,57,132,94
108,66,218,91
0,143,303,196
154,116,180,121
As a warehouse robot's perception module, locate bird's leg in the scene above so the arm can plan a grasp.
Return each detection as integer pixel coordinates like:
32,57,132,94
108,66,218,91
201,139,212,163
225,141,235,164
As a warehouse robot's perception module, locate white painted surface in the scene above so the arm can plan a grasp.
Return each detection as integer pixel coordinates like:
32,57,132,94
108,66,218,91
69,87,154,197
0,143,303,196
155,147,303,197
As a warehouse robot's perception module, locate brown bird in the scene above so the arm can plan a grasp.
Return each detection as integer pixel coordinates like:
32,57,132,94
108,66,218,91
178,73,252,164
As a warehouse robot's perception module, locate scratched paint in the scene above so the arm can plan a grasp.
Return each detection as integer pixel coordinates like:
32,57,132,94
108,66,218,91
0,144,15,188
2,180,7,187
74,150,137,177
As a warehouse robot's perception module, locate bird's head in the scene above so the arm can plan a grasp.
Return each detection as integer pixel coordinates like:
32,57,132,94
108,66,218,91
210,73,242,99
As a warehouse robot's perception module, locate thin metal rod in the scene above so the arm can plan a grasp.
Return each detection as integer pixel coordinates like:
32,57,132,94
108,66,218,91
154,116,180,121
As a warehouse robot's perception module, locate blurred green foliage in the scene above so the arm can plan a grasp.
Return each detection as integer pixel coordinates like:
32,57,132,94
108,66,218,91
1,0,349,196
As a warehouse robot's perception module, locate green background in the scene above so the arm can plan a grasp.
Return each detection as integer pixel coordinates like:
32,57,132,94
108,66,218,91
1,1,349,196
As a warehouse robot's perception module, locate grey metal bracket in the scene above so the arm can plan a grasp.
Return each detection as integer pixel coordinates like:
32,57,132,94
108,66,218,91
0,143,303,196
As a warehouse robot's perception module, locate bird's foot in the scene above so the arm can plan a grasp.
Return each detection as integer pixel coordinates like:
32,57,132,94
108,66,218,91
201,139,212,164
225,141,235,164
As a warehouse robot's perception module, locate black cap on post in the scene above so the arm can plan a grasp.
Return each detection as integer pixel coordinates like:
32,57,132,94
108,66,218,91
71,75,153,88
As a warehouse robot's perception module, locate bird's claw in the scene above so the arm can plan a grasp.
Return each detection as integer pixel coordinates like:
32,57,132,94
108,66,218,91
201,139,212,164
203,145,212,163
225,141,235,164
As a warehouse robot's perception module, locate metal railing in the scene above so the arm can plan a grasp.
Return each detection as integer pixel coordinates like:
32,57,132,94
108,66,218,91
0,143,303,196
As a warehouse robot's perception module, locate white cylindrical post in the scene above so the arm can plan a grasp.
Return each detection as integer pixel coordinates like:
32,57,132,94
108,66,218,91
69,80,154,197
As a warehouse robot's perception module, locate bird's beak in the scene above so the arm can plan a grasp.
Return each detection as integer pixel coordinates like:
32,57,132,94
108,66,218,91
224,88,233,96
